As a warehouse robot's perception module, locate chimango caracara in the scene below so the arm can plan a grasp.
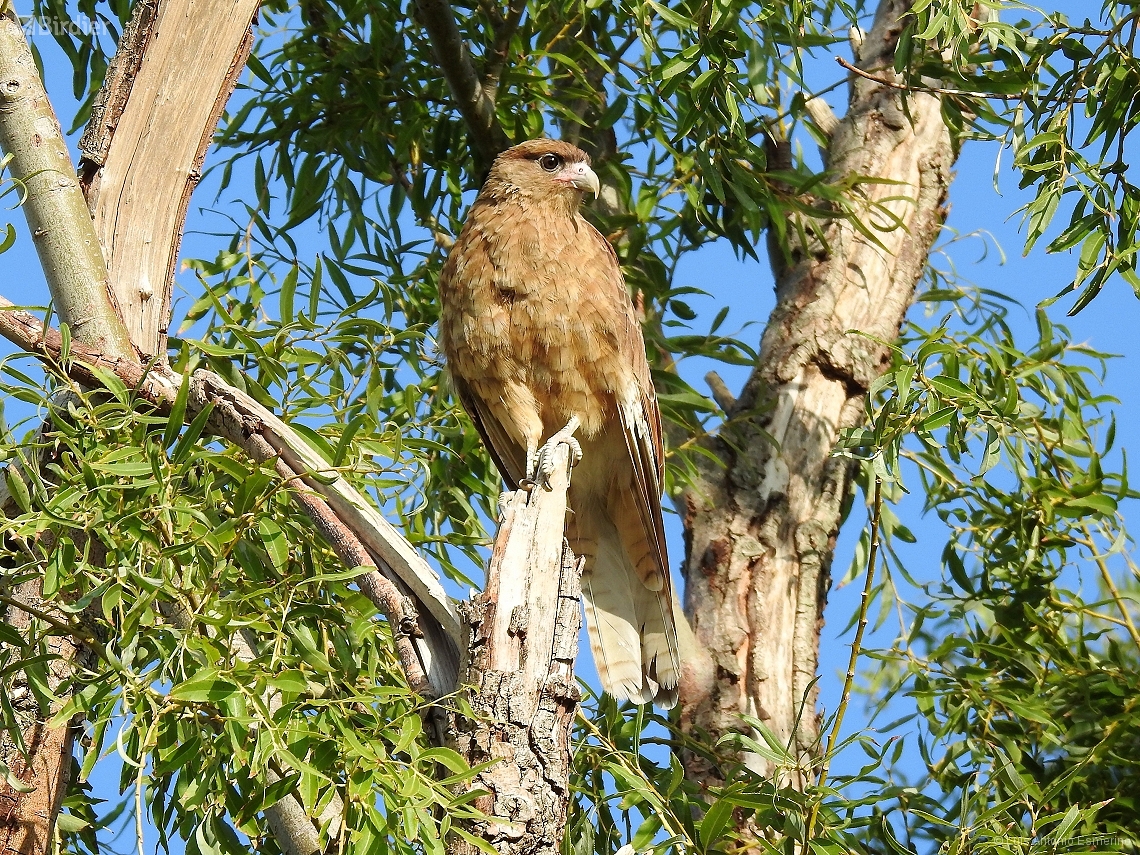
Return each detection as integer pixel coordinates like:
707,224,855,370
438,139,680,707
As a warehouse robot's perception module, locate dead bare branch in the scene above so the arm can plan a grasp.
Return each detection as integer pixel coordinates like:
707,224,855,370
78,0,259,359
452,441,582,855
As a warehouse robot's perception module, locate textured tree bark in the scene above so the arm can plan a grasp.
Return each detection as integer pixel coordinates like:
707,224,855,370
678,0,957,786
0,12,136,852
451,442,582,855
0,580,79,855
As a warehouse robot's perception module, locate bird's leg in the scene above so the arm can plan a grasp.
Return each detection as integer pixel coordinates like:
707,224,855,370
520,440,541,491
532,415,583,489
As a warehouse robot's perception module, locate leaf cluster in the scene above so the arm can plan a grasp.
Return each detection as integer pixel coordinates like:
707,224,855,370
838,278,1140,852
899,1,1140,312
0,361,477,855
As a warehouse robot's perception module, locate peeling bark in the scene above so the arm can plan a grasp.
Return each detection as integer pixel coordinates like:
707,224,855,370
678,0,956,786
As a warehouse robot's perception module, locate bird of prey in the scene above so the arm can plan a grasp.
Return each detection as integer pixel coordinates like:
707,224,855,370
437,139,680,707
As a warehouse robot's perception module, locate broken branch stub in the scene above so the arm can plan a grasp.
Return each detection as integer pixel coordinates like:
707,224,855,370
452,440,583,855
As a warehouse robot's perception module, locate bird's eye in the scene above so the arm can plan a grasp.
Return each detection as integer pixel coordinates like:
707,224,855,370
538,153,563,172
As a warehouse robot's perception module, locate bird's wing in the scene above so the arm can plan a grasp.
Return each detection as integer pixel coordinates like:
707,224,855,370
616,386,670,587
583,220,671,586
451,372,528,490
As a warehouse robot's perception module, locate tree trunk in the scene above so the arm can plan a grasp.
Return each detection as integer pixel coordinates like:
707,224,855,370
0,12,137,851
678,0,956,786
0,579,79,855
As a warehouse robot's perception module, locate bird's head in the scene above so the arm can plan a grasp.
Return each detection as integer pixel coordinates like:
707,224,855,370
481,139,601,212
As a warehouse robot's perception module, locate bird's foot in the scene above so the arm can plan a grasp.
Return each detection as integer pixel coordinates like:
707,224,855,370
532,415,583,490
498,490,514,520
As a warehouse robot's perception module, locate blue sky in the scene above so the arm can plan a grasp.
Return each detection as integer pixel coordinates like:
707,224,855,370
3,4,1139,851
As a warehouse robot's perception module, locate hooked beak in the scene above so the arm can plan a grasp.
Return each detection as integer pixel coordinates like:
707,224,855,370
560,161,601,199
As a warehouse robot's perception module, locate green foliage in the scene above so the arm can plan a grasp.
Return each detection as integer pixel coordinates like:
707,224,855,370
0,365,478,854
174,241,499,582
837,275,1140,852
900,2,1140,312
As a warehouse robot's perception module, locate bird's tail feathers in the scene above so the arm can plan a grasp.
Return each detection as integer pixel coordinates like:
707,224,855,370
581,520,680,708
639,588,680,709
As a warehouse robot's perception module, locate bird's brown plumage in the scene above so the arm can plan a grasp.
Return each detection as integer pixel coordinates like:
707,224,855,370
438,139,680,707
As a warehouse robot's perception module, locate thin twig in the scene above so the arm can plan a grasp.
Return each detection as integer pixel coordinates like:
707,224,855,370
0,591,98,645
805,477,883,841
836,56,1005,99
1080,524,1140,653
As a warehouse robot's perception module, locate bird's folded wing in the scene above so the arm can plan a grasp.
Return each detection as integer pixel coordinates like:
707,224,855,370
452,374,528,489
582,218,671,586
617,388,670,587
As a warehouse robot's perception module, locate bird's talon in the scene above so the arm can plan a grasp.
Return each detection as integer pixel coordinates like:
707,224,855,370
533,424,583,488
539,437,582,480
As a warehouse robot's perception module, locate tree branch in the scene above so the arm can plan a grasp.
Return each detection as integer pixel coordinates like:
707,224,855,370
415,0,508,174
0,295,461,697
481,0,526,101
835,55,998,98
77,0,259,359
0,14,139,851
0,12,134,360
452,441,583,855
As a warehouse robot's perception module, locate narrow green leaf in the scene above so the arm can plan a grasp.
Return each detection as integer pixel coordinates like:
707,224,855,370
168,668,239,703
259,518,290,572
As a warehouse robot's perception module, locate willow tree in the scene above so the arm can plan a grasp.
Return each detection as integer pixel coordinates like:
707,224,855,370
1,0,1138,854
